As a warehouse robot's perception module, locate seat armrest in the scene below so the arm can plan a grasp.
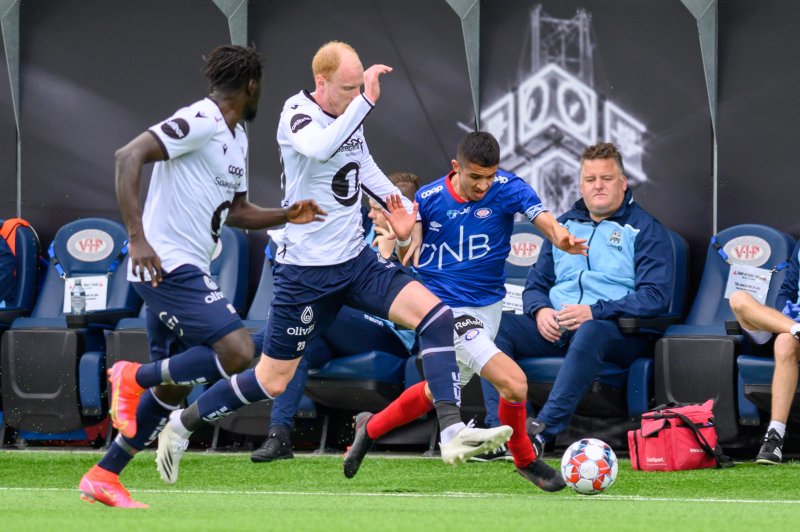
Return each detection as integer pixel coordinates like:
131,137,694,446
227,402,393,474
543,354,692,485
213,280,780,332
66,309,138,329
0,308,30,325
617,316,682,334
725,320,742,335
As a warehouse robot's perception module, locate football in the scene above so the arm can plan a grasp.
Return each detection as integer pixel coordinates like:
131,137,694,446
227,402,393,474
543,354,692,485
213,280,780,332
560,438,618,495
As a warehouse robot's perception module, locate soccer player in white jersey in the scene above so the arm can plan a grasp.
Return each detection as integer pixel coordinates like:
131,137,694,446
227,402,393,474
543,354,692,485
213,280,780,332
78,45,325,509
155,41,514,483
342,132,588,492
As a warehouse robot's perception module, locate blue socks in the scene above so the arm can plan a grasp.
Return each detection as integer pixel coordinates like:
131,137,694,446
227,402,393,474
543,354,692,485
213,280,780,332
135,345,226,388
416,303,461,406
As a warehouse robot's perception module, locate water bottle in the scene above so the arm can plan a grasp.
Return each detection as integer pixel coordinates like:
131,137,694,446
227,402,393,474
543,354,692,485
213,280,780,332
70,279,86,315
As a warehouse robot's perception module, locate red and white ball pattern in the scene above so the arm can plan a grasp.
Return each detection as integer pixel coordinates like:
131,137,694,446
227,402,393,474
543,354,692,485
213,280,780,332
560,438,618,495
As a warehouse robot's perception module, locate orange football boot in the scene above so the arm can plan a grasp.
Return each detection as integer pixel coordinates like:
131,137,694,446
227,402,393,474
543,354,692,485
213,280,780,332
79,465,148,508
108,361,144,438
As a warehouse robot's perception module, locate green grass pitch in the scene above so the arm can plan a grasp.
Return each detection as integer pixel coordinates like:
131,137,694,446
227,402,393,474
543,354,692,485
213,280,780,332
1,450,799,531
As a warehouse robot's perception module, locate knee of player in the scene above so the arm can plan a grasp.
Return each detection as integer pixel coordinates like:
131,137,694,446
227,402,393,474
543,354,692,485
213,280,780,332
728,291,751,316
219,340,255,374
499,375,527,403
775,333,800,362
263,379,287,398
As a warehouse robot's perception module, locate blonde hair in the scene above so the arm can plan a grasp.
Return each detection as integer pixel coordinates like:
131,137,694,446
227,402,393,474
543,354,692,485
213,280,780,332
312,41,358,79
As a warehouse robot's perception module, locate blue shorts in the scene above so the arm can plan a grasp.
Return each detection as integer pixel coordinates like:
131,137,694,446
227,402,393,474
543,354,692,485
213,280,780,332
133,265,243,361
263,246,414,360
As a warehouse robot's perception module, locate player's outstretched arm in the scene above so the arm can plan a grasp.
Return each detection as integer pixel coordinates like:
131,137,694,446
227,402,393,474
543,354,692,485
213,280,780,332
226,195,326,230
533,211,588,256
116,132,167,287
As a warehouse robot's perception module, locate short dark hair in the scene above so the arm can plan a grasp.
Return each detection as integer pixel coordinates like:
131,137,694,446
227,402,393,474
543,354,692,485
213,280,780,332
202,44,263,92
456,131,500,168
580,142,625,175
388,171,421,200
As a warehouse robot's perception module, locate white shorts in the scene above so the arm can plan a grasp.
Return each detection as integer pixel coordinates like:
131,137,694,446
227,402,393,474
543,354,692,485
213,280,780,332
742,328,773,345
452,300,503,387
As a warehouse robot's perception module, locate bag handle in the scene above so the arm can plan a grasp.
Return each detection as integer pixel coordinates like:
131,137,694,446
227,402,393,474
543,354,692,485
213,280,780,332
669,410,735,469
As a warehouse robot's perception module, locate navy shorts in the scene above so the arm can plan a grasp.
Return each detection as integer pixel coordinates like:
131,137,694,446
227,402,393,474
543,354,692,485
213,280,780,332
133,265,243,362
263,246,414,360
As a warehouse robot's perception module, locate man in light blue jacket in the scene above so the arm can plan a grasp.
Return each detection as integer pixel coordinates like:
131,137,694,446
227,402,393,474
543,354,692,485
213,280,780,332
492,142,674,451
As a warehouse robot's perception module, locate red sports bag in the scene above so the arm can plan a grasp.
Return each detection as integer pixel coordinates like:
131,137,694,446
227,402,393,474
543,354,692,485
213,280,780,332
628,399,734,471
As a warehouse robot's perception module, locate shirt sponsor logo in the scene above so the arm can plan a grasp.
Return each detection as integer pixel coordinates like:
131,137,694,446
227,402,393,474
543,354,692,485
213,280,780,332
336,138,364,156
214,177,239,191
447,206,471,219
474,208,492,219
161,118,189,139
493,174,508,184
205,290,225,304
301,306,314,324
420,185,443,199
290,113,312,133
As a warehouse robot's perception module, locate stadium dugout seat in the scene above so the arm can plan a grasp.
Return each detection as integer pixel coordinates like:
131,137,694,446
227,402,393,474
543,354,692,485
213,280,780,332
1,218,139,441
655,224,795,441
0,219,41,334
520,228,690,420
101,226,250,443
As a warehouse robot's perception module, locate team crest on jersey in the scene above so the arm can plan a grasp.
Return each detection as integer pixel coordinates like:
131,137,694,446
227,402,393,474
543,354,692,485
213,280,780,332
465,329,481,341
301,306,314,324
290,113,312,133
161,118,189,139
608,230,623,250
474,208,492,219
429,221,442,232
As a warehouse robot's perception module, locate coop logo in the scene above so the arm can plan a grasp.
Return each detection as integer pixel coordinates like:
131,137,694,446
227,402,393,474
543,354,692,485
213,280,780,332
203,276,219,291
474,208,492,219
161,118,189,139
723,236,771,267
301,306,313,324
429,221,442,232
67,229,114,262
506,233,544,267
290,113,312,133
228,165,244,177
336,138,364,155
446,206,471,219
421,185,443,199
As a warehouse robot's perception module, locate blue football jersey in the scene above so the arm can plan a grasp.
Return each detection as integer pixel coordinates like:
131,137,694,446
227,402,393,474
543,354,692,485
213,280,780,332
416,169,545,307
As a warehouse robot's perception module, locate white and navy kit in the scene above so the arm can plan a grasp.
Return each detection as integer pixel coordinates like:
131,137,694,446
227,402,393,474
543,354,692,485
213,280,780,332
132,98,246,348
264,90,415,359
416,169,546,380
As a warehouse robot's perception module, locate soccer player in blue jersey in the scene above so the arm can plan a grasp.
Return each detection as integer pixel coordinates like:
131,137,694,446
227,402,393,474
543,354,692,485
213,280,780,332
154,41,513,482
342,131,587,492
78,45,325,508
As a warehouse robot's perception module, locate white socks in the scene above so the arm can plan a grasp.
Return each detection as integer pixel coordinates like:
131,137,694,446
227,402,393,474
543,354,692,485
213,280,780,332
768,420,786,438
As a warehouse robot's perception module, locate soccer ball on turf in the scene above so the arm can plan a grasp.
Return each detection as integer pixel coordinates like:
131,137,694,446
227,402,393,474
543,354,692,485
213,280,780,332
560,438,618,495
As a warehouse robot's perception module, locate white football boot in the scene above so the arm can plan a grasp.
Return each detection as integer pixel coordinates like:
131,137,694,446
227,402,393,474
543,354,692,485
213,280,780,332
156,410,190,484
440,422,513,465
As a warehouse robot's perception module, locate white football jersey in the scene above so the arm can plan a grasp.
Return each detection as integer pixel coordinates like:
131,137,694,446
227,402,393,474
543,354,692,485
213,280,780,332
270,90,410,266
128,98,248,281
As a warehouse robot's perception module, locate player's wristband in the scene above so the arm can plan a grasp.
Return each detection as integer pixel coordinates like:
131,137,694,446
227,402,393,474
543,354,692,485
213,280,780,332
397,236,412,247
